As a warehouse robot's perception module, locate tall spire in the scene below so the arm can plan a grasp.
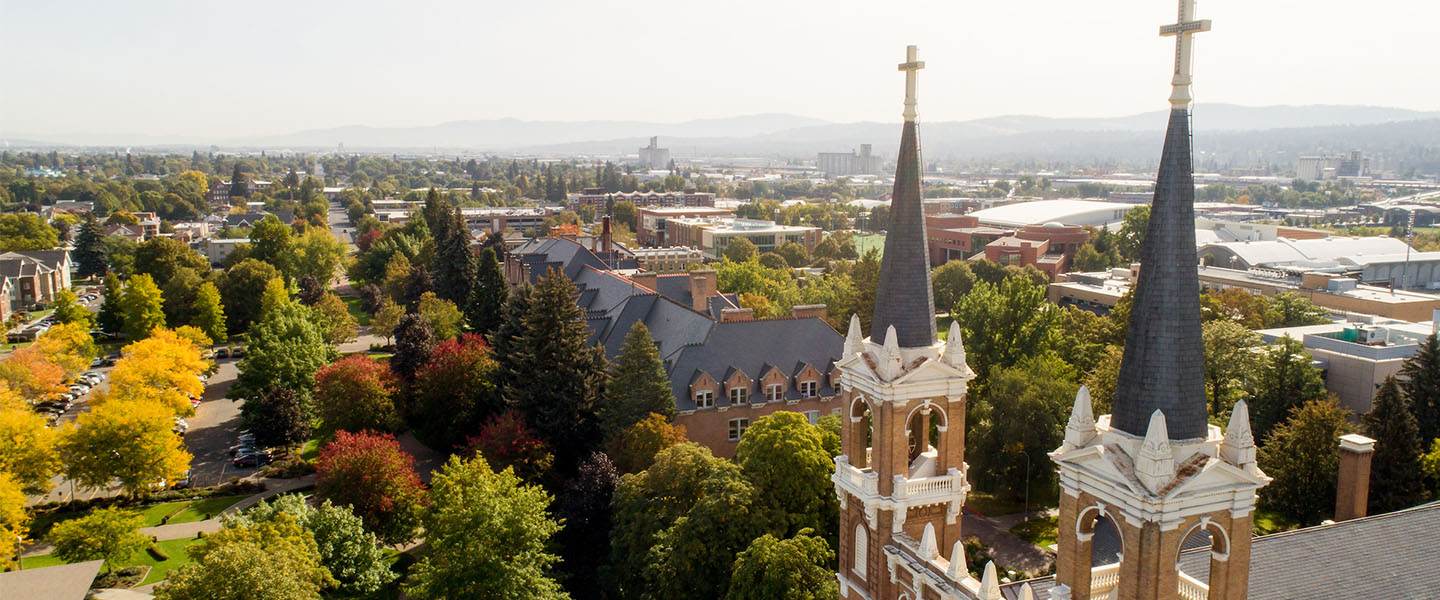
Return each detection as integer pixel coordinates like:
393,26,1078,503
1111,2,1210,441
871,45,937,348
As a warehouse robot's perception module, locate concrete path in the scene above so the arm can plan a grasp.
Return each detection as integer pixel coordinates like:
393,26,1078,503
961,509,1056,578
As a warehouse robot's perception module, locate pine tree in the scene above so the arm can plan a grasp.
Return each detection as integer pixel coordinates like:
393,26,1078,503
390,313,436,385
601,322,676,438
501,269,608,472
422,188,451,244
1400,333,1440,443
467,247,507,335
229,163,247,199
97,274,125,334
73,213,107,278
1364,377,1428,513
403,265,433,313
432,209,475,306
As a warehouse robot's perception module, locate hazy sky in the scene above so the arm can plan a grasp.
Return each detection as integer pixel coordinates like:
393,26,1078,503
3,0,1437,139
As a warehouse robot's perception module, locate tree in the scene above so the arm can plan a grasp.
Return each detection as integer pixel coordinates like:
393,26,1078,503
1400,333,1440,444
159,515,334,600
1117,204,1149,260
245,387,312,450
73,213,108,278
467,247,507,334
607,413,688,474
775,241,809,268
225,494,396,595
370,300,405,346
134,236,209,287
1071,243,1110,272
121,273,166,340
968,354,1078,499
390,313,436,384
297,274,326,306
433,210,476,306
931,260,977,313
611,200,638,230
315,355,401,437
294,227,349,284
1364,377,1428,513
406,454,568,600
1267,292,1330,327
0,213,59,250
0,347,66,401
1248,336,1329,441
229,163,249,199
50,289,92,327
217,259,283,334
104,328,207,415
48,507,148,573
380,254,413,303
316,431,427,545
465,410,555,484
411,334,503,450
724,237,760,262
0,406,60,493
60,400,191,496
812,231,857,261
248,215,297,281
1201,320,1263,417
0,472,27,571
953,275,1061,387
1259,399,1354,525
500,269,608,472
602,322,677,438
645,461,773,600
160,267,203,326
97,273,126,334
418,292,463,340
726,531,838,600
557,452,619,600
192,281,228,344
232,297,337,407
735,412,837,545
312,292,359,345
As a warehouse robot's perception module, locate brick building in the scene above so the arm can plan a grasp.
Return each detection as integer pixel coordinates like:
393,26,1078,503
572,188,716,210
636,206,733,247
926,214,1090,278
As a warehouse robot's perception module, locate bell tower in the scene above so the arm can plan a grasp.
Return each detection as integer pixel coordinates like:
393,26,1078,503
834,45,989,600
1049,3,1270,599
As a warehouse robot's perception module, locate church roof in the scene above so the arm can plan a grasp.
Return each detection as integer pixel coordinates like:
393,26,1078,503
1110,108,1208,441
870,119,937,348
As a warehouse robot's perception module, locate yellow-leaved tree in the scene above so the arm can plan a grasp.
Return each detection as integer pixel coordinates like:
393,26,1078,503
0,346,66,402
59,399,192,497
101,328,209,415
33,321,98,378
0,472,28,570
0,401,61,494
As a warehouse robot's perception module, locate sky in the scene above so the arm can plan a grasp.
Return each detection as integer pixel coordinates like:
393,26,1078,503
2,0,1438,140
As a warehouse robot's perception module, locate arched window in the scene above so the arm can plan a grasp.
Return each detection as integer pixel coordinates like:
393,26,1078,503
854,524,869,580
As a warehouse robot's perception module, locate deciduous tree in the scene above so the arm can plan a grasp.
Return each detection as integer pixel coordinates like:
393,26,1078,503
953,275,1061,387
418,292,463,340
968,355,1078,500
0,472,26,571
315,355,401,437
316,431,426,545
191,281,227,344
311,292,359,345
134,236,209,287
121,273,166,339
735,412,837,546
1249,336,1329,441
232,298,336,407
724,237,759,262
0,406,60,493
48,507,148,573
51,289,92,326
464,410,554,484
607,412,688,475
105,327,208,415
411,334,502,449
248,215,297,281
225,494,396,595
726,531,838,600
931,259,977,313
97,273,126,334
60,400,191,497
1201,320,1264,417
1258,398,1353,525
294,227,348,284
557,452,619,600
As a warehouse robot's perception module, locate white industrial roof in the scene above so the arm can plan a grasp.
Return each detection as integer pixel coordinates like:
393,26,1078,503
966,199,1136,228
1202,236,1419,268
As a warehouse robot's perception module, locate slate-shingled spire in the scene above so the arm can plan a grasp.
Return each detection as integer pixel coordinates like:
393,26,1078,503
870,45,937,348
1110,107,1208,441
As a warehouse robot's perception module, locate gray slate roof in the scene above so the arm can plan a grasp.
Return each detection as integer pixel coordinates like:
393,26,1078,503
871,120,938,348
1112,107,1208,441
0,559,103,600
668,318,841,410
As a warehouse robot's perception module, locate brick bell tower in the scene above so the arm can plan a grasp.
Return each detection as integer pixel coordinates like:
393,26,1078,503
834,45,990,600
1048,3,1270,599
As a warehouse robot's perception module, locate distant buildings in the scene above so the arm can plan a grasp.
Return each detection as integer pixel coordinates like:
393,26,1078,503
1198,236,1440,288
926,214,1090,277
636,206,734,246
963,198,1137,228
638,136,671,170
1297,150,1369,181
459,207,549,235
663,216,822,259
0,250,72,315
1258,316,1436,414
572,189,716,210
817,144,883,177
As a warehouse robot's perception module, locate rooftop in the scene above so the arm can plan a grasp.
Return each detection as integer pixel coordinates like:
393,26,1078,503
966,199,1137,228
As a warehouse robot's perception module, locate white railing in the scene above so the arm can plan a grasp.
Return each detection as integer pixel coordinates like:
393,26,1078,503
896,472,962,499
1090,563,1120,596
1178,571,1209,600
834,459,880,496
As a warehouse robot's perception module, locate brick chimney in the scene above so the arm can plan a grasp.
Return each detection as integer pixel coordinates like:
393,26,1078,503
1335,433,1376,521
791,304,828,320
689,269,718,312
630,271,657,292
720,308,754,323
601,215,612,254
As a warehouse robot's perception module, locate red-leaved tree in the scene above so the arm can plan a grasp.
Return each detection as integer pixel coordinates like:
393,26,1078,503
412,334,504,449
315,430,427,545
356,229,382,252
465,410,554,484
314,354,402,436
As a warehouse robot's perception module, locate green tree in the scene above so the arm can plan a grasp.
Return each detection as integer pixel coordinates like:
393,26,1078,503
312,292,359,345
1053,306,1116,376
848,248,881,332
931,259,977,313
758,252,789,270
73,213,108,278
1071,243,1109,272
48,507,148,573
432,209,475,305
121,273,166,339
244,386,312,450
735,412,837,547
0,213,59,250
160,513,334,600
467,247,507,334
611,443,729,596
160,267,203,326
192,281,228,344
724,237,760,262
97,273,126,334
218,259,283,334
726,531,838,600
602,322,676,438
1364,377,1428,513
294,227,349,284
775,241,809,268
1259,399,1353,525
1400,333,1440,443
232,297,337,407
51,289,91,327
968,354,1078,499
229,163,249,199
134,236,209,287
226,494,396,596
1202,320,1263,417
406,455,568,600
1117,205,1149,261
1266,292,1330,327
1248,336,1329,441
611,200,638,230
370,300,405,345
646,461,774,600
418,292,464,340
249,215,297,281
811,231,857,261
953,275,1061,388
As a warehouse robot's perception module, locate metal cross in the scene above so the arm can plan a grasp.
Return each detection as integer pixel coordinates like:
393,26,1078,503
898,45,925,122
1159,0,1211,108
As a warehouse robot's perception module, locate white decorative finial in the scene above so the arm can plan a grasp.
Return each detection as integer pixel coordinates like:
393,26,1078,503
1048,583,1074,600
1159,0,1212,108
1135,410,1176,494
844,313,863,357
943,321,973,376
919,523,939,560
946,541,967,580
1019,583,1037,600
878,324,903,380
1063,385,1097,449
1220,399,1257,468
898,45,925,122
979,561,1001,600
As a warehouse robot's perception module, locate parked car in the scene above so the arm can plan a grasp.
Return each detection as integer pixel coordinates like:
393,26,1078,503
214,348,229,359
232,450,272,468
230,347,246,358
229,442,256,456
174,469,193,489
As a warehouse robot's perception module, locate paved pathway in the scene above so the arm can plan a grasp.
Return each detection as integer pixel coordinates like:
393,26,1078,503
961,509,1057,578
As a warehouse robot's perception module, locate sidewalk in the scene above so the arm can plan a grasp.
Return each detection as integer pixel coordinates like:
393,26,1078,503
961,509,1056,578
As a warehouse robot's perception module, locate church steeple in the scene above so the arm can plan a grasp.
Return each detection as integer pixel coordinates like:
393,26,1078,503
871,45,937,348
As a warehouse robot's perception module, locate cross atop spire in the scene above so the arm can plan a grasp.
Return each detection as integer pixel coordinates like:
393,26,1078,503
1160,0,1211,108
898,45,925,122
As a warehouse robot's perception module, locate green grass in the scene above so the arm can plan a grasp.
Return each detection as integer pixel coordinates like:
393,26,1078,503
30,495,249,538
21,537,199,585
1009,515,1059,548
853,233,886,257
1253,510,1301,536
300,438,323,462
342,295,373,326
167,495,247,524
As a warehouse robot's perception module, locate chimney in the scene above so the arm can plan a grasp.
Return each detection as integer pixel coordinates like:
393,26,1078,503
791,304,828,321
601,215,612,254
1335,433,1376,521
688,269,718,312
630,271,657,292
720,308,754,323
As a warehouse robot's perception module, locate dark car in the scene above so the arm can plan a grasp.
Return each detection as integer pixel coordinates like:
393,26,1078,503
232,451,272,468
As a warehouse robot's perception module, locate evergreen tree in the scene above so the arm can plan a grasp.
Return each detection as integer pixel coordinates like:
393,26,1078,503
432,209,475,306
467,247,507,335
421,188,451,243
73,213,107,278
1248,336,1329,441
229,163,247,198
557,452,619,600
1364,377,1428,513
97,274,126,334
1259,399,1353,524
601,322,676,439
390,313,436,384
402,265,433,313
501,269,608,472
1400,333,1440,443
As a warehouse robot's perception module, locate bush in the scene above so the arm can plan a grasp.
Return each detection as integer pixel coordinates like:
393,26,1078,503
147,542,169,561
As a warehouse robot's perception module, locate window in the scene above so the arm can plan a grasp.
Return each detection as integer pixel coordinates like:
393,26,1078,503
729,386,749,405
695,389,714,409
728,418,749,441
854,525,868,580
766,384,783,402
804,410,820,425
800,380,817,397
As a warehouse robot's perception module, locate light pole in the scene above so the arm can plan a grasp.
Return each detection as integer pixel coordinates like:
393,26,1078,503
1023,450,1032,518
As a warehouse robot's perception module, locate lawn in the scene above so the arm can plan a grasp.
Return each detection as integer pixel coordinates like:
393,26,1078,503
1253,509,1301,536
1010,515,1059,548
853,233,886,257
21,537,199,586
342,295,373,326
300,437,323,462
29,495,249,538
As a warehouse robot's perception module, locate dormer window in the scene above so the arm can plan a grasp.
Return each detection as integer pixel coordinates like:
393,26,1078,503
729,386,749,405
800,380,817,398
695,389,714,409
766,384,784,402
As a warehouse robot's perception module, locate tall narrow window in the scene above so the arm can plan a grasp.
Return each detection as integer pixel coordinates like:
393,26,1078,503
854,524,868,580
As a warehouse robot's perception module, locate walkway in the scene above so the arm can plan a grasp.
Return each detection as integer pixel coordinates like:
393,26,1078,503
961,508,1057,578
